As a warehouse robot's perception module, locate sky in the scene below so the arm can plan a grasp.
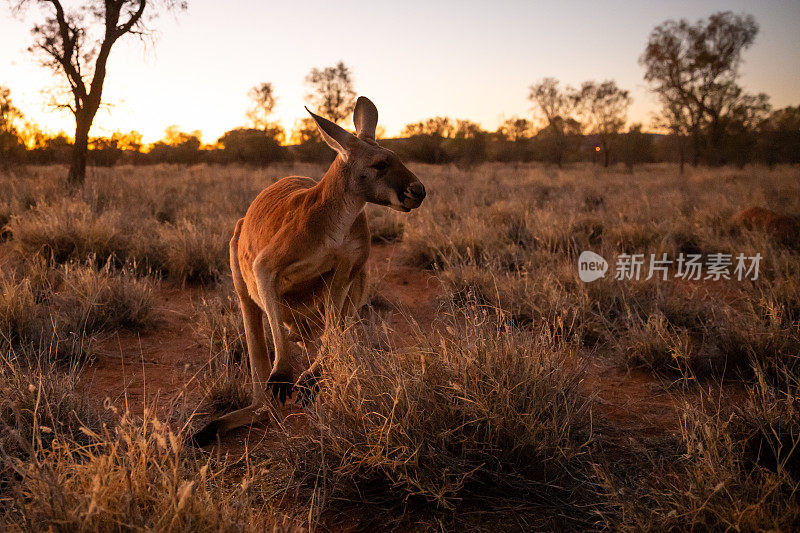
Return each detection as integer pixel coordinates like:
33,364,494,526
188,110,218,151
1,0,799,144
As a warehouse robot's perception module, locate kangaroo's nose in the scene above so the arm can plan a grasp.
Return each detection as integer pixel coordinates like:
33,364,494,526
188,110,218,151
408,182,426,200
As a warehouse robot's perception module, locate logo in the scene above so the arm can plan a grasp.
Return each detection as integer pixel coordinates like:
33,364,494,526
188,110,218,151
578,251,608,282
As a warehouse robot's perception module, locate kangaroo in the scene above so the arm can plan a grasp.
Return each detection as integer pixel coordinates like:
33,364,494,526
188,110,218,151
191,96,426,446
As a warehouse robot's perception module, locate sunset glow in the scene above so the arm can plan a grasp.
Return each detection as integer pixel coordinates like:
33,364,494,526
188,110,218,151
2,0,798,144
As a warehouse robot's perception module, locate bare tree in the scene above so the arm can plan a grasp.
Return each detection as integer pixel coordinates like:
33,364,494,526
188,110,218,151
640,11,764,165
576,80,632,167
304,61,356,125
529,78,575,127
12,0,185,185
246,82,277,130
528,77,580,167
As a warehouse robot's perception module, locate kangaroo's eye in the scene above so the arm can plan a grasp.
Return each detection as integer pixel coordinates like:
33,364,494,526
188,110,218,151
371,161,389,172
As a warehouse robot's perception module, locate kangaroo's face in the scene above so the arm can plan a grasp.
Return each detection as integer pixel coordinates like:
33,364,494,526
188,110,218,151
347,144,425,212
307,97,426,212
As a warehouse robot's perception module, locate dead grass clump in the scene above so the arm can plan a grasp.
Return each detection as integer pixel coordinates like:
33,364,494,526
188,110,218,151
603,366,800,530
195,346,252,416
157,218,230,284
731,206,800,250
0,261,156,362
6,199,130,266
0,354,101,469
440,264,587,342
274,314,601,528
193,283,252,414
195,282,246,362
709,294,800,381
0,277,41,349
0,366,295,531
623,310,697,375
366,204,404,243
608,279,800,379
52,262,157,334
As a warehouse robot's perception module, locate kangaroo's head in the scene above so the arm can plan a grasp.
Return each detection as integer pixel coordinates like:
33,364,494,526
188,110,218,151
306,97,426,212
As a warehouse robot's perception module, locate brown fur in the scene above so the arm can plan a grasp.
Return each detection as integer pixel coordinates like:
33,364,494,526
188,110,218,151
190,97,425,446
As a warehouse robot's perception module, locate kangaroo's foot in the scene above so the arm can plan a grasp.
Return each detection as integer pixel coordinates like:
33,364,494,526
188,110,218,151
188,419,222,448
266,369,294,404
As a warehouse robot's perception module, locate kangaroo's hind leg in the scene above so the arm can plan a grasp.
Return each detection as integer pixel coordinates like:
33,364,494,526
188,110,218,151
190,219,274,446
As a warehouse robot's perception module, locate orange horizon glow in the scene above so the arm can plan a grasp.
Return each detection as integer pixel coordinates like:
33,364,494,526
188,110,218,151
2,1,798,145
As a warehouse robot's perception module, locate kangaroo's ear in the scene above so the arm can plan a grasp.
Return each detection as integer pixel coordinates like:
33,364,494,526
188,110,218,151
306,107,358,159
353,96,378,141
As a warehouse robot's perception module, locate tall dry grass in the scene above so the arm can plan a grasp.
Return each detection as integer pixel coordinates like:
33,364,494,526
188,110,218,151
1,162,798,530
0,353,298,532
400,163,800,378
269,310,602,529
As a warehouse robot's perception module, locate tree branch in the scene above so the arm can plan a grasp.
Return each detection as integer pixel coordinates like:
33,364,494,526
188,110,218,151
42,0,88,103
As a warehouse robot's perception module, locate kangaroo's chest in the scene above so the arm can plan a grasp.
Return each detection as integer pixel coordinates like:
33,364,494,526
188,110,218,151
278,229,366,295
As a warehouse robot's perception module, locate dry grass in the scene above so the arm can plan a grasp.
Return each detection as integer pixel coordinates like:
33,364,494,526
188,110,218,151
601,365,800,530
401,163,800,378
0,258,156,362
0,353,298,532
1,162,799,530
270,312,602,529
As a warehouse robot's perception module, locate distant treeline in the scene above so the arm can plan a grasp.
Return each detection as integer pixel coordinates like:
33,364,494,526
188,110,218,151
1,113,798,169
1,11,798,177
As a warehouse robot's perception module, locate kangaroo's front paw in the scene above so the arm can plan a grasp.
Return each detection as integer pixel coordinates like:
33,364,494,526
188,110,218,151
267,370,294,404
295,370,320,406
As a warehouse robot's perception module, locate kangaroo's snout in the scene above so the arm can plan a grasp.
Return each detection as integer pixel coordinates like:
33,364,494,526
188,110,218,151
403,181,426,209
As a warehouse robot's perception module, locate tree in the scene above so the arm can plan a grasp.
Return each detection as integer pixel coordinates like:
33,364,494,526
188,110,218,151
13,0,185,184
401,117,454,164
289,117,320,145
757,106,800,166
304,61,356,124
148,125,202,164
218,128,283,165
576,80,632,167
651,93,696,173
246,82,277,130
402,116,454,138
640,11,764,165
1,85,26,165
496,117,534,142
528,77,580,166
620,123,655,171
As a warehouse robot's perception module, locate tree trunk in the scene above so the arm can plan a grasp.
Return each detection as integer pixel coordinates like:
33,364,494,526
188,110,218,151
708,118,724,165
691,127,700,167
603,139,610,168
678,135,685,175
68,113,91,185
